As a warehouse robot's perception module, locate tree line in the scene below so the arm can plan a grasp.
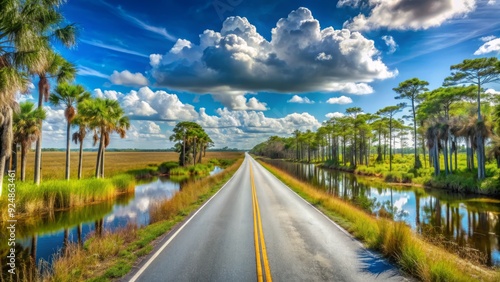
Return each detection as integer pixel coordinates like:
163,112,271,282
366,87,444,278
251,57,500,181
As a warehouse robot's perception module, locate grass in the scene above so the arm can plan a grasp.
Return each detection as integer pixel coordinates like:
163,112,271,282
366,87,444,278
258,160,499,282
169,163,214,176
40,158,244,282
0,174,135,221
166,158,238,176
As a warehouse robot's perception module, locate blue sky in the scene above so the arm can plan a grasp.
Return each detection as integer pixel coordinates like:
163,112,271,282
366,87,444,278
20,0,500,149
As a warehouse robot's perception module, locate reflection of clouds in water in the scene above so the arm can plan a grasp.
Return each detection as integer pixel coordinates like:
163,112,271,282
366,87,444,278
137,197,150,212
393,195,409,211
104,179,180,226
210,166,223,176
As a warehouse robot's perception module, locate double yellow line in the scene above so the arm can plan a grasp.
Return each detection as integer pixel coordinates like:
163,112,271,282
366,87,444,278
250,163,272,282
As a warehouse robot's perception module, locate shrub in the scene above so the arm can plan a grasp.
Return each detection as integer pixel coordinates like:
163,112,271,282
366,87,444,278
158,161,179,174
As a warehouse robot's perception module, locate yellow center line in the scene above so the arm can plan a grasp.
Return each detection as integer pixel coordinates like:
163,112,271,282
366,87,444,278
250,163,272,282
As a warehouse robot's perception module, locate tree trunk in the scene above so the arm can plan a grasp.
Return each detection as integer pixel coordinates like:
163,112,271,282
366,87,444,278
12,145,17,172
412,99,421,169
78,141,83,179
65,121,71,180
193,138,197,165
95,133,103,178
0,156,6,194
0,106,13,195
449,136,453,173
433,135,440,176
477,135,485,179
34,78,45,186
466,137,471,171
389,118,393,171
21,146,27,181
100,145,105,178
197,145,203,163
34,131,42,185
443,136,449,175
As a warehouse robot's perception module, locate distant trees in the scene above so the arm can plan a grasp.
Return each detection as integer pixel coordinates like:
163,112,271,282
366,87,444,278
377,104,404,171
169,122,213,166
251,57,500,185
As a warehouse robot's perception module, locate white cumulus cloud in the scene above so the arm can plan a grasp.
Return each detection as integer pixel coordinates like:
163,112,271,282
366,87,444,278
474,38,500,55
150,7,395,106
149,54,163,67
287,95,314,104
382,35,398,54
326,96,353,104
344,0,477,31
110,70,149,86
94,87,198,121
326,112,345,118
212,94,268,111
486,88,500,95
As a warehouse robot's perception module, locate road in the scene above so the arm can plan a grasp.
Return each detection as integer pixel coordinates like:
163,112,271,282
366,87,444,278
126,154,407,282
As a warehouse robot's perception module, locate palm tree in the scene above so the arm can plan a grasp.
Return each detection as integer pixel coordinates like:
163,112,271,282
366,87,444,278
12,102,46,181
1,0,54,193
72,114,89,179
33,53,76,184
49,83,90,180
196,131,213,164
79,98,130,178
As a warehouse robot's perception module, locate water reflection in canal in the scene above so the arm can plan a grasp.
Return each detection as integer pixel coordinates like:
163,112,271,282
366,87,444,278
264,159,500,266
3,168,221,273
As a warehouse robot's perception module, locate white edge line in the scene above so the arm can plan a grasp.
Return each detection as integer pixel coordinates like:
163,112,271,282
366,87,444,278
128,159,245,282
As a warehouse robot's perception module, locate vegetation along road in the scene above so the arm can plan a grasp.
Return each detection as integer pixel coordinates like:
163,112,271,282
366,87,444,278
126,153,406,282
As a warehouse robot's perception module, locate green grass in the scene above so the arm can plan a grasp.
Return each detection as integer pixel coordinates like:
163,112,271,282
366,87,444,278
169,163,214,176
157,161,180,174
259,160,498,282
0,174,135,221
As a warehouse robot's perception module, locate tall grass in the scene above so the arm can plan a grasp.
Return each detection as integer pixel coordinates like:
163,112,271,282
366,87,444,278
42,158,243,282
149,160,241,222
0,174,135,220
259,160,498,282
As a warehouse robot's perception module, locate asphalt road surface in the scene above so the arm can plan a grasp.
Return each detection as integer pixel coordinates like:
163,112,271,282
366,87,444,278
126,154,407,282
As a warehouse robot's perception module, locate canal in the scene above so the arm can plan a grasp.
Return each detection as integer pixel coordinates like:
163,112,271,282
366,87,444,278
1,167,222,276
